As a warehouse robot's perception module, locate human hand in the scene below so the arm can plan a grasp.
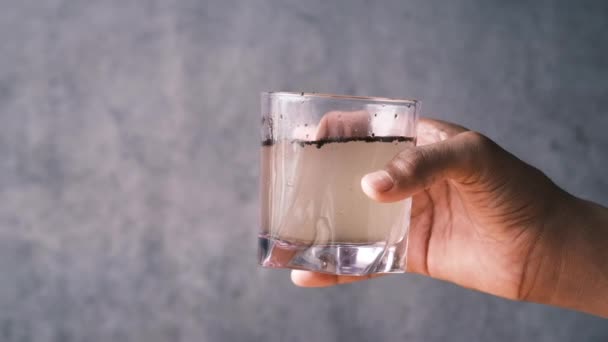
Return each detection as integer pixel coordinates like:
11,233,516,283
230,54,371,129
291,118,608,317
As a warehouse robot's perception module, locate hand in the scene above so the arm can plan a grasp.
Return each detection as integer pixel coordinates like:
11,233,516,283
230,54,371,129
291,118,608,317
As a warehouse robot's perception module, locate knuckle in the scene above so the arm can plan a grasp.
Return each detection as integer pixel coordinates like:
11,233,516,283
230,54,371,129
461,130,499,158
459,130,506,183
388,148,426,182
462,130,490,147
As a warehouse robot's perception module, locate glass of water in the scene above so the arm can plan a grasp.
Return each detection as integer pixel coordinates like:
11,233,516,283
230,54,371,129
259,92,419,275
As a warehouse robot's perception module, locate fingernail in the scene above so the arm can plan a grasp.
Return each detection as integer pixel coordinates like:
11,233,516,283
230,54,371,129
362,170,394,193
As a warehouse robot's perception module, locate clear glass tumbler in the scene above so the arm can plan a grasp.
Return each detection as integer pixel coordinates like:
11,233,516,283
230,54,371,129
259,92,419,275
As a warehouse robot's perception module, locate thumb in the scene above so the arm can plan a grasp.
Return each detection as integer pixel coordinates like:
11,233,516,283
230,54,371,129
361,131,499,202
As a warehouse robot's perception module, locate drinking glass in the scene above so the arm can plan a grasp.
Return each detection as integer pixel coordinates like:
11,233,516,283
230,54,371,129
259,92,419,275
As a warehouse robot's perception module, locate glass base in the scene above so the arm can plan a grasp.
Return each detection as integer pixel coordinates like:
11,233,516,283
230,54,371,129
258,234,406,275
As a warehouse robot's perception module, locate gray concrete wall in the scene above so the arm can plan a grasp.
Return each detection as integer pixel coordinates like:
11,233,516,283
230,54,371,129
1,0,607,341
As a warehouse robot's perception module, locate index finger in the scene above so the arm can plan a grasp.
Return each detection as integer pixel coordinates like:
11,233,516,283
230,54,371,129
417,118,469,145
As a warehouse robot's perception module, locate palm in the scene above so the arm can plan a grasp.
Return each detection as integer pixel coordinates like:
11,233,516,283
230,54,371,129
409,182,528,299
407,120,550,299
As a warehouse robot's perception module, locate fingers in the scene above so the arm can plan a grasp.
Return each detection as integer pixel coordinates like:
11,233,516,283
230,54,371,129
315,110,370,139
291,270,384,287
416,118,469,146
362,131,498,202
315,111,445,141
418,118,469,137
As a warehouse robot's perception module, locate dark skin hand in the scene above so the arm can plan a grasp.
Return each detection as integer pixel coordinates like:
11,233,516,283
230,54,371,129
291,118,608,318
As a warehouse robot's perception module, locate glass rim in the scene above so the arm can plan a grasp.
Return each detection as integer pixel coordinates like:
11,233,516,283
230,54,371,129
262,91,419,105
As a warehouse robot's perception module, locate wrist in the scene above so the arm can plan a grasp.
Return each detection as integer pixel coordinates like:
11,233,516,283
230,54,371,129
518,189,572,305
528,193,608,317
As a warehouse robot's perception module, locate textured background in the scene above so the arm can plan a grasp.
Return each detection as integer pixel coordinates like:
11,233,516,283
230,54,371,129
1,0,607,341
